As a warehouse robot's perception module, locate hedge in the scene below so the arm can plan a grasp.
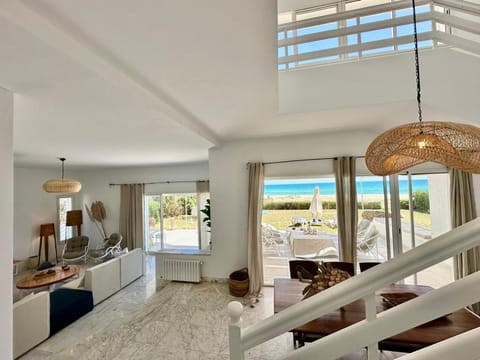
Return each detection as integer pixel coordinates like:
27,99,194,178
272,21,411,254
263,200,382,210
399,191,430,213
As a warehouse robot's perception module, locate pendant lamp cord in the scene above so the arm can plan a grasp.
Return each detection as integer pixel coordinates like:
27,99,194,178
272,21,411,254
58,157,66,180
412,0,423,122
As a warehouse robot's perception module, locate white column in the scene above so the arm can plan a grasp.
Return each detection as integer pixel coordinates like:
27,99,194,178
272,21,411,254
0,87,14,359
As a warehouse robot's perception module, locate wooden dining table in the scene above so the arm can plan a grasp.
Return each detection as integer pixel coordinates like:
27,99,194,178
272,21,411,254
274,278,480,352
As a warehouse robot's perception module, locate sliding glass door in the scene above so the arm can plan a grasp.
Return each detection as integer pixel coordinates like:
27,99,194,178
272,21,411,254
356,167,453,288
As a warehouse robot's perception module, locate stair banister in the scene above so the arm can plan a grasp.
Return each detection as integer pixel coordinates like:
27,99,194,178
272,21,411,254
278,271,480,360
240,218,480,350
229,218,480,358
400,327,480,360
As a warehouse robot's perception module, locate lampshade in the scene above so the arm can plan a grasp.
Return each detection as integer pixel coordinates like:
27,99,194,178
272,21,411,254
366,121,480,176
365,0,480,176
42,158,82,193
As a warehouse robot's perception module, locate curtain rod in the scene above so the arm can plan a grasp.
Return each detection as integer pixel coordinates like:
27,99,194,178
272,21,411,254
250,155,366,166
109,180,208,186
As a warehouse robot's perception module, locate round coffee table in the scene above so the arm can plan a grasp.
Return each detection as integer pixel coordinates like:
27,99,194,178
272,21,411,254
16,265,80,290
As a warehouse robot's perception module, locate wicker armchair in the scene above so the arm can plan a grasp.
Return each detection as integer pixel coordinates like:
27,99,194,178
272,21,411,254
62,236,90,265
90,233,123,263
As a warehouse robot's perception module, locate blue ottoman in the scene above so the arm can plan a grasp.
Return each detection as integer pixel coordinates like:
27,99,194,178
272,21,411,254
50,288,94,335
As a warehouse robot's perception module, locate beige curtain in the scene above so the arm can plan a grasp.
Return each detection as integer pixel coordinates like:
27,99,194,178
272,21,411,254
450,169,480,314
334,157,357,267
120,184,145,250
247,162,264,300
196,180,210,250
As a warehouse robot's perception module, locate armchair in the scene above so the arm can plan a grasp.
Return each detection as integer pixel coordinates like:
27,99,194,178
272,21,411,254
90,233,123,263
62,235,90,265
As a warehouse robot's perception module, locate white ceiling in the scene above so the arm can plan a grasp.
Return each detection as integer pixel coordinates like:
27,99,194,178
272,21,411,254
1,0,479,168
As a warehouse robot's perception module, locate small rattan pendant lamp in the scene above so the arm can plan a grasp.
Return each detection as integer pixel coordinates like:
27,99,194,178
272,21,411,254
42,157,82,193
365,0,480,176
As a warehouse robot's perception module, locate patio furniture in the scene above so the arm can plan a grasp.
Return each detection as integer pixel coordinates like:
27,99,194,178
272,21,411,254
90,233,123,263
357,219,379,258
262,224,284,255
288,229,337,258
62,236,90,265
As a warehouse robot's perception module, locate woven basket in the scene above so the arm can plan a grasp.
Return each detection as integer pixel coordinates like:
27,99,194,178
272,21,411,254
229,268,249,297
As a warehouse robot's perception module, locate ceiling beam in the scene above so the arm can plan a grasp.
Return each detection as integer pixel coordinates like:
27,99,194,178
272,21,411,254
0,0,221,145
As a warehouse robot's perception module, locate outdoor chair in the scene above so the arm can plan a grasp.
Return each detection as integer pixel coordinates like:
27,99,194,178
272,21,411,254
262,224,284,255
357,219,379,258
90,233,123,263
62,236,90,265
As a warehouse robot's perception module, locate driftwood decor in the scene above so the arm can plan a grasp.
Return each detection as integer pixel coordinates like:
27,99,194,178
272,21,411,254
85,201,108,240
298,261,351,300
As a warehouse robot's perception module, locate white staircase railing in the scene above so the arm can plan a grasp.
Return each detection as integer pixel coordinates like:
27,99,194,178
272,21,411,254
228,217,480,359
278,0,480,69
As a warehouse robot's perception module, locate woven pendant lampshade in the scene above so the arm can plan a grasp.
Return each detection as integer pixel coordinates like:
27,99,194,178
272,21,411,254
366,121,480,176
42,158,82,193
365,0,480,176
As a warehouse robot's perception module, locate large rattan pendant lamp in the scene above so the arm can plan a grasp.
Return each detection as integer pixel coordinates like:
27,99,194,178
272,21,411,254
42,157,82,193
365,0,480,176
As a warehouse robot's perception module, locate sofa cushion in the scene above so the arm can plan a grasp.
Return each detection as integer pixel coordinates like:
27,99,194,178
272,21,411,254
49,288,94,335
84,257,121,305
13,291,50,359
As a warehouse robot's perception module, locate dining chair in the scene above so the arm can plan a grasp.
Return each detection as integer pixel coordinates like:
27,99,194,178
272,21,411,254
359,261,381,272
289,260,318,279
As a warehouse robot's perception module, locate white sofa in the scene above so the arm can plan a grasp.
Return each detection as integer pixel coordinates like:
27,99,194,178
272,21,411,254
84,248,144,305
85,257,121,305
12,248,145,357
13,291,50,359
119,248,144,288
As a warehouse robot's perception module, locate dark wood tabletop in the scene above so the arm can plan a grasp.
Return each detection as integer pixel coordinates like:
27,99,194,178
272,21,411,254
274,278,480,352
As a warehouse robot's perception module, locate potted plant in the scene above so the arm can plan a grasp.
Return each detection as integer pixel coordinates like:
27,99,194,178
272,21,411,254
200,199,211,249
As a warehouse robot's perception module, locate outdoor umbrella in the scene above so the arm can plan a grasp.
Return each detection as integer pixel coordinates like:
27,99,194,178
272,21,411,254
309,186,323,223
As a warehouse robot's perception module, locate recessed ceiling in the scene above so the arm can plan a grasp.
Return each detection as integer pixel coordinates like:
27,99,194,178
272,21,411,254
0,0,478,168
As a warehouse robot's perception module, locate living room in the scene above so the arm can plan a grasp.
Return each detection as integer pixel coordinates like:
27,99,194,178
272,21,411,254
2,0,480,359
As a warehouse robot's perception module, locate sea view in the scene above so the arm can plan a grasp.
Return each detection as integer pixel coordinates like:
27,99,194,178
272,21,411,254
264,179,428,196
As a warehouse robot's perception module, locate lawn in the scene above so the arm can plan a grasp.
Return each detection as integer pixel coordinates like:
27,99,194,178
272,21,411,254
262,209,431,233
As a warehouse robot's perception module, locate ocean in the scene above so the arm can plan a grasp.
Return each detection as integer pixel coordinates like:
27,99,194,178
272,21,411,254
264,179,428,196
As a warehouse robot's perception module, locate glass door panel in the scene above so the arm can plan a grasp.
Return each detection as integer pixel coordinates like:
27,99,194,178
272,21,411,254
356,176,391,262
397,173,453,287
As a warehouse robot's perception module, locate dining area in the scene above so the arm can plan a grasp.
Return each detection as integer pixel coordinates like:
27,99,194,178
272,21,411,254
272,258,480,354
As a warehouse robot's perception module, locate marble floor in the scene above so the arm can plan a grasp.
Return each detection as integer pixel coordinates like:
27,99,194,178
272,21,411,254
19,256,404,360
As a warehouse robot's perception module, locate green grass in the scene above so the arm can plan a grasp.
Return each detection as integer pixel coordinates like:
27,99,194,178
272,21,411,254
151,215,198,231
262,209,431,233
262,209,338,234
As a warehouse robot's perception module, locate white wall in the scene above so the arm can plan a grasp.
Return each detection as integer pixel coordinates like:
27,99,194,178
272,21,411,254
13,162,209,259
0,88,13,359
14,167,68,261
279,48,480,125
207,130,375,278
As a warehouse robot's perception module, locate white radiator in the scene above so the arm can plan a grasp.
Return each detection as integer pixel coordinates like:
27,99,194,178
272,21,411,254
159,258,201,283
